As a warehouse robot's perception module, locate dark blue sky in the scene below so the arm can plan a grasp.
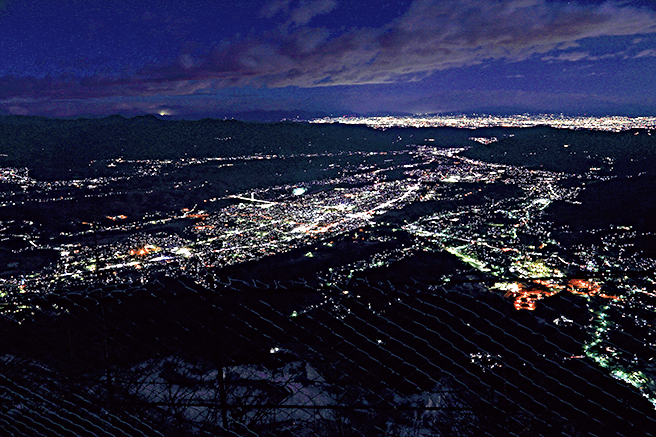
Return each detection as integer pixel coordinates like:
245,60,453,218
1,0,656,119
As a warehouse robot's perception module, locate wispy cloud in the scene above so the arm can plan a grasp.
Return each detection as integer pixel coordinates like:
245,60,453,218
288,0,337,27
635,49,656,58
543,51,591,62
260,0,338,31
138,0,656,88
558,41,581,50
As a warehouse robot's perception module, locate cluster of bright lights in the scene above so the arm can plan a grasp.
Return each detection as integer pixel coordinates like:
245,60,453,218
311,114,656,132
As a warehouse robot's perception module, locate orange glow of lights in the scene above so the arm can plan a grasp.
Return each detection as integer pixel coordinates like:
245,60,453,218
598,293,622,300
534,279,565,290
505,278,617,309
186,213,209,219
514,299,537,311
504,282,561,311
568,279,601,296
129,245,157,258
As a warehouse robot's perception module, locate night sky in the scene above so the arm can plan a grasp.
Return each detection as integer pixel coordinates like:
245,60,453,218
1,0,656,119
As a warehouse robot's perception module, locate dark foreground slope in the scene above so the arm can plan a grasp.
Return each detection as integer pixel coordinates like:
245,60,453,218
2,277,655,437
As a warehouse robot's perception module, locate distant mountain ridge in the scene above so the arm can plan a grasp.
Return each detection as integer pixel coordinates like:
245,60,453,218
0,115,475,179
2,114,655,180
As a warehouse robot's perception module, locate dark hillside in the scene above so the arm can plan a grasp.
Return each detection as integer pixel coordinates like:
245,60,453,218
0,116,475,180
462,127,656,175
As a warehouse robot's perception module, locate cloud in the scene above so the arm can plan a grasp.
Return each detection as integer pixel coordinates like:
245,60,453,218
143,0,656,89
635,49,656,58
289,0,337,26
558,41,581,50
542,50,628,62
260,0,292,19
543,51,591,62
3,0,656,105
260,0,337,29
0,73,217,108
